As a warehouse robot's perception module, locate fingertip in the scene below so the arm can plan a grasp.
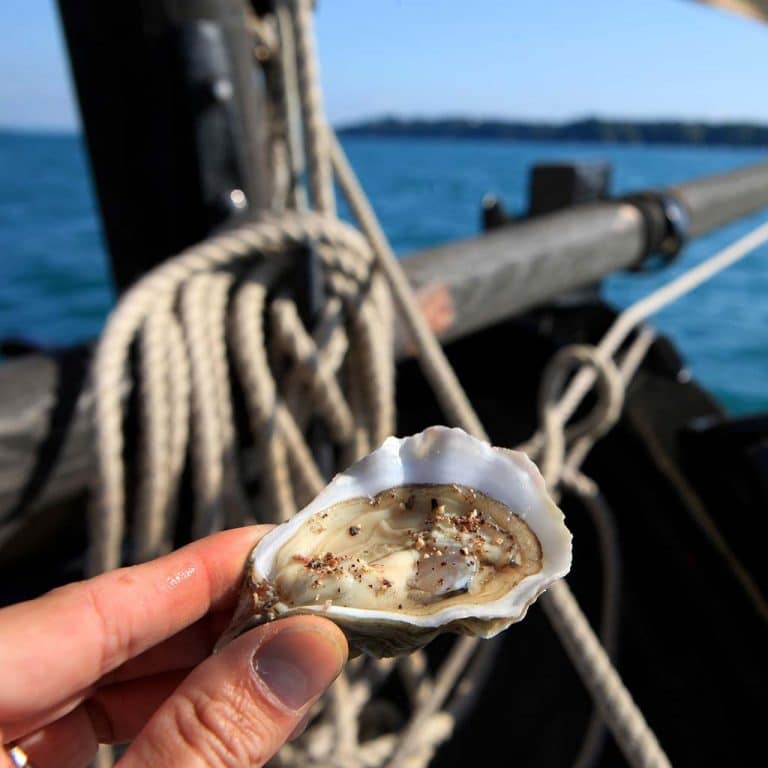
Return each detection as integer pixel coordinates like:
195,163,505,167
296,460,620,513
121,614,348,767
242,616,348,713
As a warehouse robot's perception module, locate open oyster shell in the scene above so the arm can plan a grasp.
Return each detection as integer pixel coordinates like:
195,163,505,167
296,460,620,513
221,426,572,657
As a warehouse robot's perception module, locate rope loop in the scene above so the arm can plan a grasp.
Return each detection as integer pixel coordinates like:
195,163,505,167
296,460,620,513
537,343,624,488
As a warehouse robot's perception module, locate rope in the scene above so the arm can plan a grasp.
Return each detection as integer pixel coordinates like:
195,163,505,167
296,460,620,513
86,1,768,766
541,219,768,445
290,0,335,214
569,483,622,768
328,132,487,440
89,212,391,569
328,111,678,768
512,218,768,764
274,0,309,212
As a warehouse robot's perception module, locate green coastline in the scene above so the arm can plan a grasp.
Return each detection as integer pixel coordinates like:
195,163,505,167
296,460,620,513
338,116,768,147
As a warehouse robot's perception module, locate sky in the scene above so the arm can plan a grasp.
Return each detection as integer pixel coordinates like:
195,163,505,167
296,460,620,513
0,0,767,131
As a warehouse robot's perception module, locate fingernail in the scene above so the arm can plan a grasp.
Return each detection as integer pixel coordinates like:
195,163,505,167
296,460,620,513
251,625,345,712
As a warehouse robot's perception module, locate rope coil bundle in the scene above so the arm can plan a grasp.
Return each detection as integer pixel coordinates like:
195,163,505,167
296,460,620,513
90,211,394,570
88,1,768,766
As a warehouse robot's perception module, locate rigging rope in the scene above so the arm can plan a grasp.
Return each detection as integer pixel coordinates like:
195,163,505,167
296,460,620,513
86,1,768,766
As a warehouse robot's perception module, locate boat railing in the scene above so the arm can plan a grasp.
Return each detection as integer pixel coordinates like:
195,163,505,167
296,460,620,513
1,158,768,528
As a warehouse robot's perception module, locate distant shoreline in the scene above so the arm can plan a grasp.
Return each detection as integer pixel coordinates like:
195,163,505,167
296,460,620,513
338,117,768,148
4,116,768,148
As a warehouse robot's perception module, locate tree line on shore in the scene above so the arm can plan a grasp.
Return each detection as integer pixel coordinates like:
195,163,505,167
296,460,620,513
338,116,768,147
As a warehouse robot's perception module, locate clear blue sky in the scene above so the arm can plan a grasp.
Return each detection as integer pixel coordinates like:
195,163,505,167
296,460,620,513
1,0,766,130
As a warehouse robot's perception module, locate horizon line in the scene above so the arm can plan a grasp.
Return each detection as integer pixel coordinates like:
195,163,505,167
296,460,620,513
5,112,768,136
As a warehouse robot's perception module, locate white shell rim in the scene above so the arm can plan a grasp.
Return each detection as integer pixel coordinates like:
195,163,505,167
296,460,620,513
250,426,572,629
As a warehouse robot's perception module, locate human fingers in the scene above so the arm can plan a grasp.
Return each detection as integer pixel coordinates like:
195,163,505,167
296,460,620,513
122,615,348,768
5,707,96,768
101,609,232,684
8,614,344,767
5,610,231,743
0,526,270,725
10,670,189,768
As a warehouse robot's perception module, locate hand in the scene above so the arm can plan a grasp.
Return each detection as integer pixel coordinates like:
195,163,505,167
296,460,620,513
0,527,348,767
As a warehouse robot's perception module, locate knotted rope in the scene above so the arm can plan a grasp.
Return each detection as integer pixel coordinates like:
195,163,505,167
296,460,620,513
87,1,768,767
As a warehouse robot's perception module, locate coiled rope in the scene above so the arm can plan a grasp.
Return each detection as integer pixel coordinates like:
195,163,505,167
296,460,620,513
87,1,768,766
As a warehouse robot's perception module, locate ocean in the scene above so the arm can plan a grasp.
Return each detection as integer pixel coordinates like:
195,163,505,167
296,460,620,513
0,132,766,413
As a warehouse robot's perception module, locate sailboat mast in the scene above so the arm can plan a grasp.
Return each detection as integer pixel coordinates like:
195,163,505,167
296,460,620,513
56,0,272,291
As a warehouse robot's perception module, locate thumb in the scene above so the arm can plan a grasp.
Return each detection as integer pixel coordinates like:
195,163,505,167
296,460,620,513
120,615,348,768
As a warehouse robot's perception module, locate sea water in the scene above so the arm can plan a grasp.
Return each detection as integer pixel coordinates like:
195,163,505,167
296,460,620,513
0,132,766,413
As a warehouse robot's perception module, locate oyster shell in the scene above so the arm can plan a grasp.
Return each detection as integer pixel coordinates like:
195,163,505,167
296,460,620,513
222,426,571,657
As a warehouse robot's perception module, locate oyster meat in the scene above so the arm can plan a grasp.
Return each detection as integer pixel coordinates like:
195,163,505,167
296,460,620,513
222,426,572,656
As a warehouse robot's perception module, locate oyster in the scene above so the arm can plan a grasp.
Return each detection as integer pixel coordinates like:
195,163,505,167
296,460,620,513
222,426,571,657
